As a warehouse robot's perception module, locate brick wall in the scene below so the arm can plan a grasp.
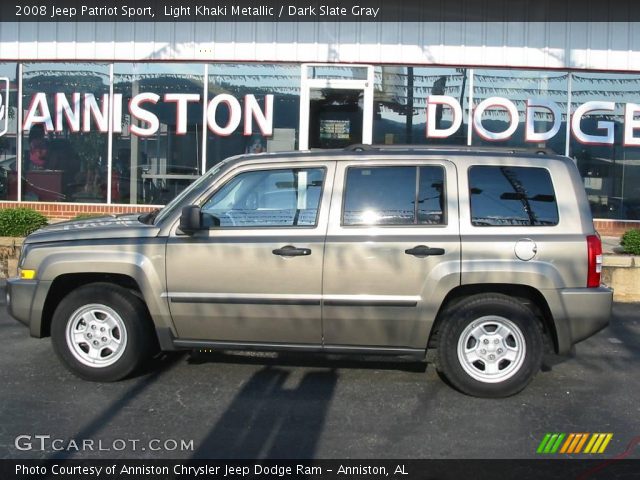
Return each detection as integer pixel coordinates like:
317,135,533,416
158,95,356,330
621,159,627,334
594,220,640,237
0,202,159,221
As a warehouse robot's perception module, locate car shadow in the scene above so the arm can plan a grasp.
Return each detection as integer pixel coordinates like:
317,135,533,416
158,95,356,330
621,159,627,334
187,349,427,373
46,351,185,461
192,366,338,459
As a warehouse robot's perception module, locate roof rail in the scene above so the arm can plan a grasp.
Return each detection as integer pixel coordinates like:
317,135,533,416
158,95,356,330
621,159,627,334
344,144,554,155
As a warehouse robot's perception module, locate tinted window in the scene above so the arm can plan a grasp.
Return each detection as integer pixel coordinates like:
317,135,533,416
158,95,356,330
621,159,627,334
418,167,446,225
343,166,445,226
469,166,558,226
202,168,324,227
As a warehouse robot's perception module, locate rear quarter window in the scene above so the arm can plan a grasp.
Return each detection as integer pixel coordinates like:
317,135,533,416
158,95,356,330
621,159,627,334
469,166,559,226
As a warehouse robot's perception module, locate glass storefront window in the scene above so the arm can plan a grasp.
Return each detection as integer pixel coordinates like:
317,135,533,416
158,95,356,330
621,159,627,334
0,63,18,201
570,72,640,220
206,64,300,169
113,63,204,205
306,65,368,81
373,67,469,145
471,69,568,154
7,61,640,221
21,63,110,203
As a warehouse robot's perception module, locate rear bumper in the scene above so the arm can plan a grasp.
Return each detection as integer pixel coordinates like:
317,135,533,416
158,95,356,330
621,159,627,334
7,278,51,337
561,287,613,345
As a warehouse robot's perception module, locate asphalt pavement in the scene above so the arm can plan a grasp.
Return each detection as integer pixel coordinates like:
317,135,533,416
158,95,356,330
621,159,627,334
0,284,639,460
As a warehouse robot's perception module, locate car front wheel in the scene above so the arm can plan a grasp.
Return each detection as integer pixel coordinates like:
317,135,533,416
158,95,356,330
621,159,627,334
51,283,157,381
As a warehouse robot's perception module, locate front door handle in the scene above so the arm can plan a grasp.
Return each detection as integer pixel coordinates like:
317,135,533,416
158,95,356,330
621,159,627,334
405,245,445,257
272,245,312,257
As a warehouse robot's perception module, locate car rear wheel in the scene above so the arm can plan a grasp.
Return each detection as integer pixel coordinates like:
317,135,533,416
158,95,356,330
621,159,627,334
51,283,157,381
436,294,543,398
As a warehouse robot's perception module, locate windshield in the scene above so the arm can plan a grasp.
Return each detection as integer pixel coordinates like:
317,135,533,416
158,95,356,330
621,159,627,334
153,161,229,224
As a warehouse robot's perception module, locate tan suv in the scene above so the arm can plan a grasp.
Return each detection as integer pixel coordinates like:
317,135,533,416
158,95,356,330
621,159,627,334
7,146,613,397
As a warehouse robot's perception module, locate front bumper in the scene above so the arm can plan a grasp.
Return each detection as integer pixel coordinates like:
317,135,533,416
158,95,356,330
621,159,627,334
7,278,51,337
7,278,35,327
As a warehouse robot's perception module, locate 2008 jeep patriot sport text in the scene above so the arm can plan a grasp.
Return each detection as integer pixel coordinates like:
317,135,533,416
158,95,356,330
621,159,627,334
7,146,613,397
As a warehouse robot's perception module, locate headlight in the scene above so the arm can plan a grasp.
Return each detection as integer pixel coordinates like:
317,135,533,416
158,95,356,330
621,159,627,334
18,244,37,279
18,243,31,268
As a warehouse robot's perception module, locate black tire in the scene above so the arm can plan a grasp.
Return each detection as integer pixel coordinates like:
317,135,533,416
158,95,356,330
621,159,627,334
51,283,157,382
436,294,543,398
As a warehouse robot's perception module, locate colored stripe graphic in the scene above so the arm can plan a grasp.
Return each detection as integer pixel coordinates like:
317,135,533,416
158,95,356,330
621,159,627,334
560,434,576,453
597,434,613,453
584,434,599,453
537,433,566,454
537,433,552,454
574,433,590,453
545,434,560,453
538,433,613,454
585,433,614,454
550,433,566,453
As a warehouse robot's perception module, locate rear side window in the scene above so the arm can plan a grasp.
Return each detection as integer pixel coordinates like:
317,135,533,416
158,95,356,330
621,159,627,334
343,166,445,226
469,166,559,226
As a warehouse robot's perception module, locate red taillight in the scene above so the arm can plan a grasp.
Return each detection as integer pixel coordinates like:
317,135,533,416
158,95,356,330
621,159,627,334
587,234,603,288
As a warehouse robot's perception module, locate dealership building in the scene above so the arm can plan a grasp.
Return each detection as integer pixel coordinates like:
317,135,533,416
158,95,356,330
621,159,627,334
0,11,639,234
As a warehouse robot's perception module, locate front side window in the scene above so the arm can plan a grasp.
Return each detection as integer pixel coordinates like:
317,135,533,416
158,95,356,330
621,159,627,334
342,166,446,226
469,166,559,226
202,168,325,228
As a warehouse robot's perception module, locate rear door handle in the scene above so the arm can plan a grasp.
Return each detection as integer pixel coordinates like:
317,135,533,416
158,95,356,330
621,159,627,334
272,245,312,257
405,245,445,257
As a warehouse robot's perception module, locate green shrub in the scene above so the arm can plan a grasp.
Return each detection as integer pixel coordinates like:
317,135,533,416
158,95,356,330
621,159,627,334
0,208,48,237
621,229,640,255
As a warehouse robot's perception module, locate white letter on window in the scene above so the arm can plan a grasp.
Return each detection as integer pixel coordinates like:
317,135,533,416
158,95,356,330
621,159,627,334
571,101,615,145
525,98,561,142
23,93,54,131
473,97,519,141
243,94,273,136
129,93,160,137
164,93,200,135
207,94,241,136
55,92,81,132
426,95,462,139
624,103,640,146
83,93,109,132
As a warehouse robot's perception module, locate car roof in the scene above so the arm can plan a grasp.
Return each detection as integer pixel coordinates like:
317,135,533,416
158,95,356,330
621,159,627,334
223,144,569,169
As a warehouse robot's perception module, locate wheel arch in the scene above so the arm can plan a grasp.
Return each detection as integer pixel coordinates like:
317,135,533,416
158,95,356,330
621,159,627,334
39,273,145,337
428,284,558,353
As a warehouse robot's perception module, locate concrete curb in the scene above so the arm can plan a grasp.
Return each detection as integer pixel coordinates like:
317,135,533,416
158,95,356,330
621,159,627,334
602,254,640,302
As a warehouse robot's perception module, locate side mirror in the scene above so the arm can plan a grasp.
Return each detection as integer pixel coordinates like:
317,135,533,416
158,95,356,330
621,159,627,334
179,205,203,234
179,206,220,234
